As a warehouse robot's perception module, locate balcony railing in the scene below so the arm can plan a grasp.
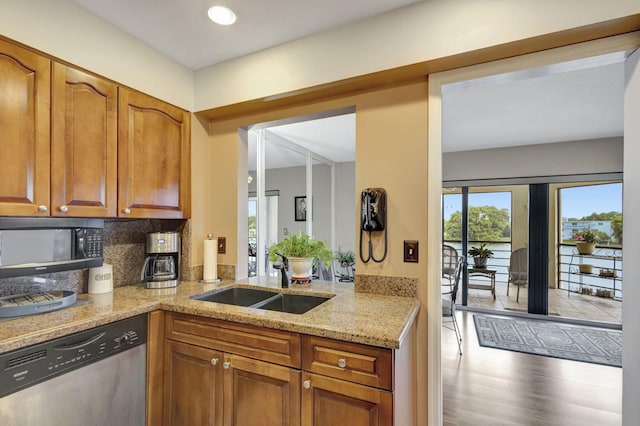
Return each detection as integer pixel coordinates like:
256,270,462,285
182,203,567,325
444,240,512,283
558,244,623,299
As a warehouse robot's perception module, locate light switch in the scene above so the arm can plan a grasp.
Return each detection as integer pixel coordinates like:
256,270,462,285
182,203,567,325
404,240,418,263
218,237,226,254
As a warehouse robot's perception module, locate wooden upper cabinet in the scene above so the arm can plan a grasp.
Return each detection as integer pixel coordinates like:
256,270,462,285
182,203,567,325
118,88,191,218
0,39,50,216
51,63,118,217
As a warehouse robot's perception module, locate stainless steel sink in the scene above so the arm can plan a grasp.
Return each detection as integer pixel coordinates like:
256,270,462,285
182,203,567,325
255,293,331,314
193,287,278,306
192,287,331,314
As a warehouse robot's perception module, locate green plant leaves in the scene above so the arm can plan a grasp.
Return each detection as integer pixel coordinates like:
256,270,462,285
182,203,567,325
268,231,332,268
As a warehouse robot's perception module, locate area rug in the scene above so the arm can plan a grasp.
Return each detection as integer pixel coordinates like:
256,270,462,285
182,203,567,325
473,314,622,367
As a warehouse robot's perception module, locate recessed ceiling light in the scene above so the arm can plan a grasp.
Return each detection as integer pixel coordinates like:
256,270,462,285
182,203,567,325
208,6,236,26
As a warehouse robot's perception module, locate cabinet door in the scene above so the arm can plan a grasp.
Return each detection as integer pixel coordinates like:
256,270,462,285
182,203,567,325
301,372,392,426
118,88,191,218
223,353,301,426
51,63,117,217
164,340,223,426
0,39,50,216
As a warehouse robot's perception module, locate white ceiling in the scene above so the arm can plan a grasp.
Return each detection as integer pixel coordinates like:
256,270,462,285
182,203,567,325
71,0,421,70
248,113,356,171
70,1,628,163
442,52,627,152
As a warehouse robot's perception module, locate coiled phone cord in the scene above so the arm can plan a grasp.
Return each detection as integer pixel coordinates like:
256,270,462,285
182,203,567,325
359,226,388,263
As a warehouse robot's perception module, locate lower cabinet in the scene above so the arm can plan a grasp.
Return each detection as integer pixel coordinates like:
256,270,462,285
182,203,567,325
164,339,300,426
300,335,394,425
164,340,223,426
159,312,410,426
223,353,301,425
301,372,392,426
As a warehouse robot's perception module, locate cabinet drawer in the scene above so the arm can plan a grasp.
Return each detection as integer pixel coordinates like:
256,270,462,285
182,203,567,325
302,335,392,390
165,312,301,368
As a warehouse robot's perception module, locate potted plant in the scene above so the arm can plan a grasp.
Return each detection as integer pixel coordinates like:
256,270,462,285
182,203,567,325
578,263,593,274
334,246,356,282
268,231,332,279
334,246,355,267
468,243,494,268
575,229,598,255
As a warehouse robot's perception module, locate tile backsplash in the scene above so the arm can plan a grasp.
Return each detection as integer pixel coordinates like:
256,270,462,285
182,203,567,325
0,218,187,297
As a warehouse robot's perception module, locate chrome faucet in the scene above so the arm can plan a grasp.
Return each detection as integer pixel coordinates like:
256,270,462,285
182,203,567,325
272,253,289,288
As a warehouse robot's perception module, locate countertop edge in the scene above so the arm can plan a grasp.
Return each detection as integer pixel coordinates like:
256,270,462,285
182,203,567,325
0,281,420,353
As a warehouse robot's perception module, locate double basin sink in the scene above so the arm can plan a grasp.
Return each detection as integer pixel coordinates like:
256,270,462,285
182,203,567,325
192,287,331,314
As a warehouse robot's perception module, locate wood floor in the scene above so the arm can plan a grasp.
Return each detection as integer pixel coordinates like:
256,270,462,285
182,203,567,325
442,311,622,426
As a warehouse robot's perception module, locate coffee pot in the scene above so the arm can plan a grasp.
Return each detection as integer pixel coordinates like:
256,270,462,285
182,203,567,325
141,232,180,288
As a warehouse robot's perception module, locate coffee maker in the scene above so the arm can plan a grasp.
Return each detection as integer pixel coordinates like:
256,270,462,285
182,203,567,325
141,232,180,289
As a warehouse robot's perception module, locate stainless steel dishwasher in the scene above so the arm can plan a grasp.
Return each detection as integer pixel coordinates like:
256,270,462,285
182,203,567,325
0,314,147,426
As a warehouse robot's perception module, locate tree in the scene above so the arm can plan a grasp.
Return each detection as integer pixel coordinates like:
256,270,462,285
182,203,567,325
444,205,511,242
611,214,623,243
581,211,620,221
248,215,256,236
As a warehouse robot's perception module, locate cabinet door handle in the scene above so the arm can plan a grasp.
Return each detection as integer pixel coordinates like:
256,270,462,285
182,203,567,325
211,358,218,366
38,205,48,212
59,205,69,213
123,208,131,214
337,358,347,368
223,361,230,369
303,380,311,389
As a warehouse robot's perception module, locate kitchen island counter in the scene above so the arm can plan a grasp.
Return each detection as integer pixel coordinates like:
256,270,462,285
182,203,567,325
0,278,419,353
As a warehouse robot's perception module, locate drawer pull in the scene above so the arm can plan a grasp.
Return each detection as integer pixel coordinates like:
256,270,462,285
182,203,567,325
38,205,48,213
337,358,347,368
211,358,218,366
303,380,311,389
223,361,230,369
123,208,131,214
59,205,69,213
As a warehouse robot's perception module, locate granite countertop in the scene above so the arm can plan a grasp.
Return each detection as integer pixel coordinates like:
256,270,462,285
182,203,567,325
0,277,420,354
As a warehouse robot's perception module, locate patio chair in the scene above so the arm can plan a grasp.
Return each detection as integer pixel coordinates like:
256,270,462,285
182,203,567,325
507,247,528,302
442,244,459,286
442,257,464,355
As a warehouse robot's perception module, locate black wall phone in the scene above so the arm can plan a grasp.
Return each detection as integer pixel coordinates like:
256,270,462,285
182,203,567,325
361,188,386,232
360,188,388,263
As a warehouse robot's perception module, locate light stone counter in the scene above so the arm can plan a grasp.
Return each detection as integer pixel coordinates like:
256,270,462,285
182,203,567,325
0,277,419,354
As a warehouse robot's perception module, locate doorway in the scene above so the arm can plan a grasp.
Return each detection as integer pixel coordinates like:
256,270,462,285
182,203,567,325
245,109,356,279
428,34,640,426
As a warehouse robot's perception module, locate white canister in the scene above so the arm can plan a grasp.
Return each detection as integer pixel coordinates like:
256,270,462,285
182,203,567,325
88,263,114,294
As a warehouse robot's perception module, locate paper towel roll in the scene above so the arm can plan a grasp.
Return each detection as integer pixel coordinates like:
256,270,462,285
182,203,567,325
203,237,218,281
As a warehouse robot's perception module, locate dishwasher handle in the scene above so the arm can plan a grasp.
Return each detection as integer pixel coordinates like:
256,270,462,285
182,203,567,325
53,332,106,351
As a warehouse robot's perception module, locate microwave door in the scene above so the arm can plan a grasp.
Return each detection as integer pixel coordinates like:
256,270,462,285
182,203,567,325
0,218,104,279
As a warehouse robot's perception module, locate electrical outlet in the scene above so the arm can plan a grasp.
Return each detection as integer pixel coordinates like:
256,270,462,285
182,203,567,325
218,237,226,254
404,240,418,263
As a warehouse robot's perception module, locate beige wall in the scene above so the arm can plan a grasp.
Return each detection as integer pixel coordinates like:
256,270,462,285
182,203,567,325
0,0,193,110
194,0,640,110
198,80,429,421
511,186,530,251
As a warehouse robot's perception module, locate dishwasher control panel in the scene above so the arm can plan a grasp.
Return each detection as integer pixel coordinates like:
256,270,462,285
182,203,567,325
0,314,147,398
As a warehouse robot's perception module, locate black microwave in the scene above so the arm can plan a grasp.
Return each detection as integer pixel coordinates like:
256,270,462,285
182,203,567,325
0,218,104,279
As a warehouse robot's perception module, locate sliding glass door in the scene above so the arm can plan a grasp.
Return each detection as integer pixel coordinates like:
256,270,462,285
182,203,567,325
443,180,622,324
443,185,528,312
